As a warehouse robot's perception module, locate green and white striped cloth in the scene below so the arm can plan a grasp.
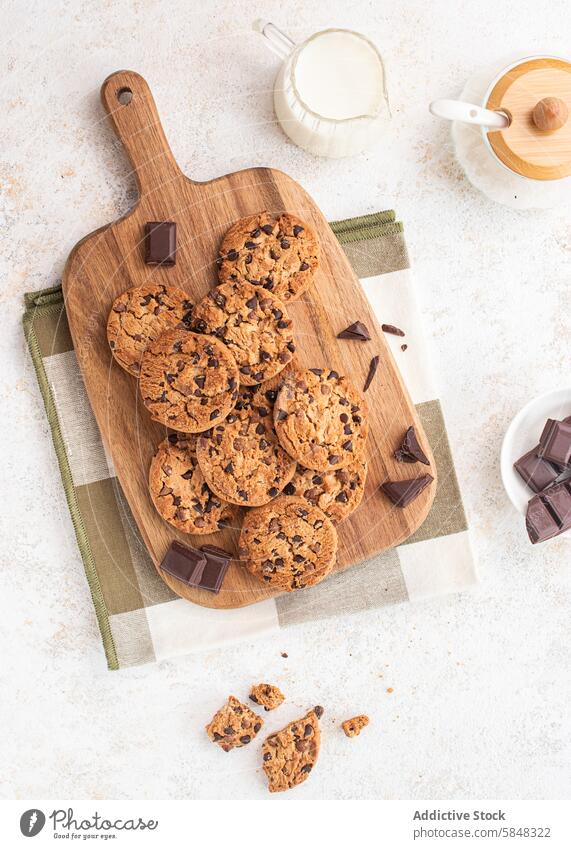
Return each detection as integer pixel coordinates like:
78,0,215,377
23,211,476,670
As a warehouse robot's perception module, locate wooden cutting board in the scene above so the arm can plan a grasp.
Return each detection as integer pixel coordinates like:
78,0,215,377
62,70,436,609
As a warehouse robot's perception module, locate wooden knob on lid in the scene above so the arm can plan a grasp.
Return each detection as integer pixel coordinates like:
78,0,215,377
532,97,569,132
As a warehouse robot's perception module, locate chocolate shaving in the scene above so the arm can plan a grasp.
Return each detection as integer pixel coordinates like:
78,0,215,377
337,321,371,341
381,323,405,337
363,355,379,392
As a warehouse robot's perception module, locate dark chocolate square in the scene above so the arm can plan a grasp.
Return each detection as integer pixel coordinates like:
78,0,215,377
525,480,571,544
514,448,562,493
144,221,176,266
160,541,206,585
538,418,571,466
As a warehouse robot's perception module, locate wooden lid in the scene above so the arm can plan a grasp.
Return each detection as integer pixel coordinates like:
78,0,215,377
486,57,571,180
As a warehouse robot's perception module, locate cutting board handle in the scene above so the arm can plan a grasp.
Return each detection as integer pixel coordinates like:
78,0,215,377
101,70,185,196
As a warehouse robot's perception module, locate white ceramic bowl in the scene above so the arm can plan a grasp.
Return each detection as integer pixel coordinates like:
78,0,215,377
501,387,571,538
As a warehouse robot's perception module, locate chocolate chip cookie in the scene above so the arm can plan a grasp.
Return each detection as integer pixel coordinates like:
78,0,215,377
249,683,285,711
238,496,337,592
107,283,192,376
262,706,323,792
274,367,369,471
190,281,295,385
139,329,239,432
218,212,319,302
149,434,239,534
283,458,367,523
205,696,264,752
196,387,296,506
341,715,369,738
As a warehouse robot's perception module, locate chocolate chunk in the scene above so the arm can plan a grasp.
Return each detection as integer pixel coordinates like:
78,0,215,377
381,323,405,337
363,355,379,392
401,344,408,352
394,426,430,466
381,474,434,507
144,221,176,266
538,418,571,466
526,480,571,543
514,449,562,493
160,541,207,586
526,497,560,544
159,541,232,594
337,321,371,341
197,544,233,592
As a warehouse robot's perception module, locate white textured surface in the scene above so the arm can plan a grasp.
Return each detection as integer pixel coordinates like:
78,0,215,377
1,0,570,800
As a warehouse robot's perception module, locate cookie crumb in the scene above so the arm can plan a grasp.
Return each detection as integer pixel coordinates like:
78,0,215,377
341,715,369,737
387,687,394,693
205,696,263,752
249,683,285,711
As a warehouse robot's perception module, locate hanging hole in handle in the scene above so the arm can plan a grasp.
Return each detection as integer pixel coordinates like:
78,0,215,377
469,108,478,118
117,87,133,105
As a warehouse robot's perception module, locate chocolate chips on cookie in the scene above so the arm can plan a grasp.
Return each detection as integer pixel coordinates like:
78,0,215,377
139,328,239,432
196,386,296,507
239,496,337,592
261,706,323,792
107,283,192,376
205,696,264,752
274,367,369,472
218,211,319,302
191,281,295,385
283,459,368,523
249,683,285,711
149,435,239,534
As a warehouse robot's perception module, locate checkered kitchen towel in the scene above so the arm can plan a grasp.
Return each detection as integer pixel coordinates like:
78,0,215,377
23,211,476,670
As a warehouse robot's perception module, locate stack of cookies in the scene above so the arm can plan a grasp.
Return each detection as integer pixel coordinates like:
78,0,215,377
106,211,370,594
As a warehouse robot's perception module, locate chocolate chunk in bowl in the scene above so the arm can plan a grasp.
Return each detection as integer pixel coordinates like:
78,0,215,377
514,449,563,493
526,479,571,544
538,418,571,466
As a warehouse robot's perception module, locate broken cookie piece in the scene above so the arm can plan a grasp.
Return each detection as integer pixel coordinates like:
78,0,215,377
262,706,323,792
249,683,285,711
341,715,370,737
205,696,263,752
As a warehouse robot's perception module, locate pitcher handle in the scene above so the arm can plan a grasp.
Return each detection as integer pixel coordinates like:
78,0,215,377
429,99,510,129
253,20,296,60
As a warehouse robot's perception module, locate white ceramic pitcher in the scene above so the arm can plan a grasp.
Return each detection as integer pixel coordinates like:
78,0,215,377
255,21,390,158
430,54,571,209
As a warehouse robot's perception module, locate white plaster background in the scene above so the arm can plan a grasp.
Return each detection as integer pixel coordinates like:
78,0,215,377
1,0,570,801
